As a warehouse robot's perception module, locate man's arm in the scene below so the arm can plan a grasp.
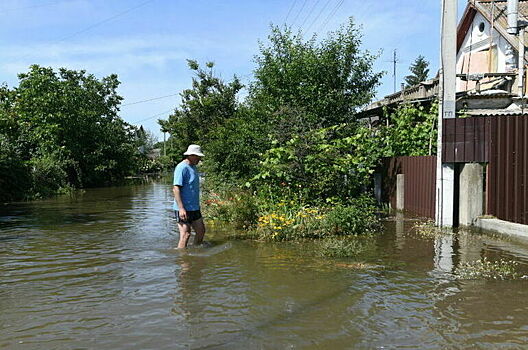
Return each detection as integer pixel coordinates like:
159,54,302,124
173,185,187,221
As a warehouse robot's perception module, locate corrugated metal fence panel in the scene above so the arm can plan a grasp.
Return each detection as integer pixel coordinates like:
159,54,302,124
382,156,437,219
443,117,490,163
403,156,437,219
487,115,528,225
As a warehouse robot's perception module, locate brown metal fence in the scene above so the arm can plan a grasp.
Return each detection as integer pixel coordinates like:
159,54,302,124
443,115,528,225
381,156,437,219
487,116,528,225
443,117,490,163
381,115,528,224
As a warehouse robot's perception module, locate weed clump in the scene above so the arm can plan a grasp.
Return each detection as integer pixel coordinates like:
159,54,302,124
455,257,524,280
411,220,451,238
317,236,377,258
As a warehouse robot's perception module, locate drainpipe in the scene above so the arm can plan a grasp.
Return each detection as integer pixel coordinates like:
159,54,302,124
508,0,526,96
508,0,519,35
519,27,525,96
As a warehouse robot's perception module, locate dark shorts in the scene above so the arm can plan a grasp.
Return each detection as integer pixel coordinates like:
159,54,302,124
175,210,202,224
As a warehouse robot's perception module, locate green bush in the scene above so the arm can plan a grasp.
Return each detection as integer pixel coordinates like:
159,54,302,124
29,153,72,198
0,136,30,202
252,124,380,204
323,195,380,236
203,186,259,230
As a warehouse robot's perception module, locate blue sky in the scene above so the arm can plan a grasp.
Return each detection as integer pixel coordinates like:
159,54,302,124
0,0,468,139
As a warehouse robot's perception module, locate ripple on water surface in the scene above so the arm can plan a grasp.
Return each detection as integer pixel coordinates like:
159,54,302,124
3,184,528,349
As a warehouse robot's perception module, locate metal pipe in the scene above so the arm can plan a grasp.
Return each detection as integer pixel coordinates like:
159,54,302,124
508,0,519,35
519,26,525,96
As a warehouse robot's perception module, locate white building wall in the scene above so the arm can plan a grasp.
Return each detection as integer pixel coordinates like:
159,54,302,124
456,12,516,91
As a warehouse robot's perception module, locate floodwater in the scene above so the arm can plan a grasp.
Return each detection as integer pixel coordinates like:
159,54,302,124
2,181,528,349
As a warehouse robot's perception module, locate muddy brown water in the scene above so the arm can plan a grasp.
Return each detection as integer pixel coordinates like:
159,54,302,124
2,181,528,349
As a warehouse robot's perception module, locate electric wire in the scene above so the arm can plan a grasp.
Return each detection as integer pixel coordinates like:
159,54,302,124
304,0,333,34
130,109,174,124
122,93,180,107
284,0,299,23
15,0,155,64
56,0,155,43
291,0,309,26
299,0,321,32
317,0,344,33
0,1,62,13
121,72,252,108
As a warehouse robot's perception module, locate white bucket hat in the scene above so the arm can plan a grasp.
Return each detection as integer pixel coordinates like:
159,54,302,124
183,144,204,157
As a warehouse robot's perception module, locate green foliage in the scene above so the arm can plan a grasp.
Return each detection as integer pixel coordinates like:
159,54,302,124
0,65,141,200
252,124,382,202
404,55,430,87
322,195,381,236
202,106,270,182
158,60,244,154
207,185,381,242
203,187,259,230
250,19,382,137
29,152,73,198
383,102,438,157
157,60,266,181
0,135,30,202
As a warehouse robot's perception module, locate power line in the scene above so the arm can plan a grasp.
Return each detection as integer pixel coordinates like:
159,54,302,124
284,0,299,23
16,0,156,63
300,0,321,31
121,72,252,108
130,109,173,124
291,0,309,26
304,0,333,34
56,0,155,43
0,1,63,13
318,0,344,33
122,93,180,107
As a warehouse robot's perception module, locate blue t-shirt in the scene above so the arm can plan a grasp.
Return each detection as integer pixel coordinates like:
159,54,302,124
173,161,200,211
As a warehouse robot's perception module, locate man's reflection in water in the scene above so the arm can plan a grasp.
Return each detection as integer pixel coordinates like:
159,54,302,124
172,254,207,322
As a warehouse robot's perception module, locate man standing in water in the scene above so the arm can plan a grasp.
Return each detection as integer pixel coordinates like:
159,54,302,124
173,144,205,248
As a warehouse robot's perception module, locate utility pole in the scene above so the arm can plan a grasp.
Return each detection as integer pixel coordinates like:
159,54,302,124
393,49,398,93
435,0,457,227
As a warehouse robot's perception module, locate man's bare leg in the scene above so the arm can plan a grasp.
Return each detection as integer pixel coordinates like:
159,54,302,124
177,222,192,248
192,218,206,245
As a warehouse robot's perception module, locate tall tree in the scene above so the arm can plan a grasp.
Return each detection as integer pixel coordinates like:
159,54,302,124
404,55,430,87
158,60,243,155
250,19,383,136
0,65,139,199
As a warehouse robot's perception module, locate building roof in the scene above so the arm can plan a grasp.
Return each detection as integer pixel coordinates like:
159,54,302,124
361,0,526,117
464,108,527,116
